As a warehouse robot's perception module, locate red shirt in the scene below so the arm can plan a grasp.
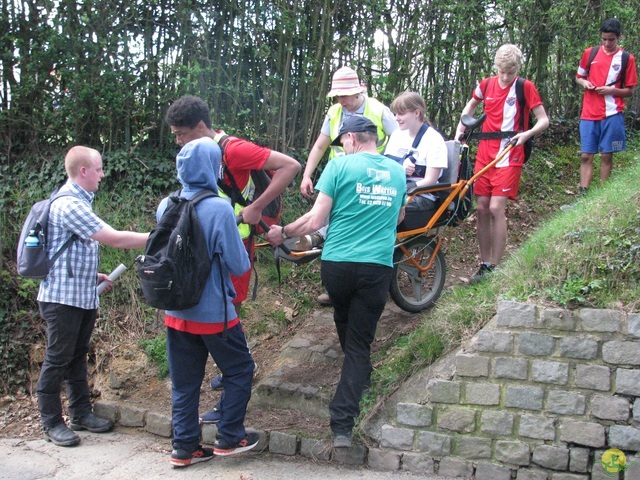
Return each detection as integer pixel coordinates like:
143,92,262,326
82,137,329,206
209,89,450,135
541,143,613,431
472,76,543,168
576,46,637,120
217,131,271,189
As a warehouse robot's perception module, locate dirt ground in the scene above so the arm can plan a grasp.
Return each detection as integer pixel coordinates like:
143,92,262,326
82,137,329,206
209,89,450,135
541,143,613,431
0,200,540,442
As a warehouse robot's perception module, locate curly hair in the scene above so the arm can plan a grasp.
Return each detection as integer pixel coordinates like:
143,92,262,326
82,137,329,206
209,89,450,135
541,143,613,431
164,95,212,129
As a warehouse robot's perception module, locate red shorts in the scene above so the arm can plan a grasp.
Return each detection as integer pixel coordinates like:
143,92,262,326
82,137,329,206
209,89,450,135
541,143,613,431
473,164,522,200
231,237,255,304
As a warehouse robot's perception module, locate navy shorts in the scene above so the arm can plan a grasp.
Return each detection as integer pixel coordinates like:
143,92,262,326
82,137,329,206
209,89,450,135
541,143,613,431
580,113,626,154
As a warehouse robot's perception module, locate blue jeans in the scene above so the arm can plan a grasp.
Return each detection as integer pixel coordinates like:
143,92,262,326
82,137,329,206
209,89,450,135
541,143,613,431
321,261,392,435
166,323,254,452
37,302,96,428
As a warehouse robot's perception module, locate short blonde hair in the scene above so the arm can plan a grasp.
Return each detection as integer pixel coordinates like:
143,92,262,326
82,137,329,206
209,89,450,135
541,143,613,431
391,92,427,122
64,146,100,179
494,44,522,72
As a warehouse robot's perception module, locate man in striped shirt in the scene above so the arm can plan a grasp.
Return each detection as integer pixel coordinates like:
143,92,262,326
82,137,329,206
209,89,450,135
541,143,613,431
576,18,637,192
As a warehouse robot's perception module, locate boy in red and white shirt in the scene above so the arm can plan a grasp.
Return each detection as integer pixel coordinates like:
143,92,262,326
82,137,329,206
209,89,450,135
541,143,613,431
576,18,637,192
455,44,549,283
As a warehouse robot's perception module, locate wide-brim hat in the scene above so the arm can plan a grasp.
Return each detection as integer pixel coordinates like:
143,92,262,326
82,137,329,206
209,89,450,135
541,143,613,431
330,116,378,146
327,66,366,97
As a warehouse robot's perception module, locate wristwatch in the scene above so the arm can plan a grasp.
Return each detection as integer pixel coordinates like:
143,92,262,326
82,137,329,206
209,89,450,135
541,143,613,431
281,225,290,239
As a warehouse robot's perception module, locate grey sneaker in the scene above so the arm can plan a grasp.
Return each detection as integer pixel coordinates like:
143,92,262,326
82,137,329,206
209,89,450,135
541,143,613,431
333,433,352,448
469,263,495,284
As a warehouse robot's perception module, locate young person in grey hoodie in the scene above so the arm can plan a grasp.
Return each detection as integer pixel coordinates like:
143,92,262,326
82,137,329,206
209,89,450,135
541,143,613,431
157,137,258,467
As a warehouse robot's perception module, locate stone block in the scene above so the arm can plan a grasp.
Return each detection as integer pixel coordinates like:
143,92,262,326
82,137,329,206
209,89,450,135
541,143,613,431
542,308,575,331
401,452,435,474
481,410,514,436
574,364,610,391
628,312,640,338
518,332,555,356
590,394,630,421
332,443,366,465
623,454,640,480
436,406,477,433
269,431,297,455
436,457,473,478
300,437,331,461
379,424,414,451
602,341,640,365
427,379,461,403
495,440,530,466
474,461,513,480
367,448,400,471
118,404,146,427
531,360,569,385
456,353,490,377
248,428,269,453
416,431,451,456
494,357,528,380
453,436,492,459
505,386,544,411
557,337,598,360
397,402,432,427
532,445,569,471
201,423,217,444
145,411,172,438
579,308,622,332
634,399,640,421
477,331,514,353
549,474,588,480
546,389,586,415
615,368,640,396
518,414,555,441
496,300,537,328
93,401,118,423
465,382,501,405
569,447,589,473
558,420,605,448
516,469,550,480
609,425,640,451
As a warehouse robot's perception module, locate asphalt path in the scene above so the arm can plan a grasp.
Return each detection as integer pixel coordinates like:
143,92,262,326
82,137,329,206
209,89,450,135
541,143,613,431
0,429,452,480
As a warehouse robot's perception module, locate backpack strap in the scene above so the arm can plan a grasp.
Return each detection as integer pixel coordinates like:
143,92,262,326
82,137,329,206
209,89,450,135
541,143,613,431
585,46,630,87
49,190,80,278
412,124,429,149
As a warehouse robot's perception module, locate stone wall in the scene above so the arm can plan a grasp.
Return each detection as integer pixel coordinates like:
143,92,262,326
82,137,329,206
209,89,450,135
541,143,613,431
365,300,640,479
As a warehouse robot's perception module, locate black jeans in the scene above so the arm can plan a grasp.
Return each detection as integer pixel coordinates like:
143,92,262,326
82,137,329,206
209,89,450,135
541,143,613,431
37,302,96,428
321,260,392,435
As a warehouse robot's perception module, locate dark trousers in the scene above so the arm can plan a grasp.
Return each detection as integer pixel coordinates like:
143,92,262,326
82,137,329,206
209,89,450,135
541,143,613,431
37,302,96,428
166,323,254,452
321,260,392,435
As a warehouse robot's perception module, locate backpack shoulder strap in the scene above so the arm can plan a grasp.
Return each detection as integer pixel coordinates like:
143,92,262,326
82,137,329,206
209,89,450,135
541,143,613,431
515,77,526,132
189,189,218,204
412,124,429,149
586,46,599,73
620,50,630,87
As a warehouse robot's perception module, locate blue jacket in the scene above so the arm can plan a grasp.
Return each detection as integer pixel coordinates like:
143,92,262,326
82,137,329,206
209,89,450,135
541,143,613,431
156,137,250,323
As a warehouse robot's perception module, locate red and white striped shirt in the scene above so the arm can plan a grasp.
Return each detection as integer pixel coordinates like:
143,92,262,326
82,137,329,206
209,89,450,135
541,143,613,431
577,46,637,120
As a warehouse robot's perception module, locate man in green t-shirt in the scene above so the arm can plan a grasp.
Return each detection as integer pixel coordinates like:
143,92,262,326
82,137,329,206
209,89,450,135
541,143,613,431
267,116,406,448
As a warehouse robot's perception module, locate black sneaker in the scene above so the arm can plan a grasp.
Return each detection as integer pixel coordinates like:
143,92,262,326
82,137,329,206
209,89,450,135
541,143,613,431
200,406,222,424
213,432,259,456
170,445,214,468
470,263,495,284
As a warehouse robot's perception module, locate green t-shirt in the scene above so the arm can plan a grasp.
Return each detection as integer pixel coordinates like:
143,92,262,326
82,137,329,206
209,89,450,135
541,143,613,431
316,152,406,267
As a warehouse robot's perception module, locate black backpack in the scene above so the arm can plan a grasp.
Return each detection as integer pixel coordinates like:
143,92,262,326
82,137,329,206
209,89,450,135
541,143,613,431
17,189,78,279
135,189,217,310
585,45,631,87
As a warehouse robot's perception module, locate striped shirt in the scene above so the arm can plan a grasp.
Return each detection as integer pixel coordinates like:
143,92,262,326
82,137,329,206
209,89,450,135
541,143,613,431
37,180,105,309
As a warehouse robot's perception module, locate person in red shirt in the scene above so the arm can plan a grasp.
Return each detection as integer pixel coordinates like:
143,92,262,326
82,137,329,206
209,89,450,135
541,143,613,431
455,44,549,283
576,18,637,192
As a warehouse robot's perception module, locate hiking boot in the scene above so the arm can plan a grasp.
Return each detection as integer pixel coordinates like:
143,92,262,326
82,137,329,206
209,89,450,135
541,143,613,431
213,432,260,456
333,433,352,448
70,412,113,433
43,423,81,447
317,292,333,306
170,445,214,468
469,263,495,284
210,374,224,391
200,407,222,424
